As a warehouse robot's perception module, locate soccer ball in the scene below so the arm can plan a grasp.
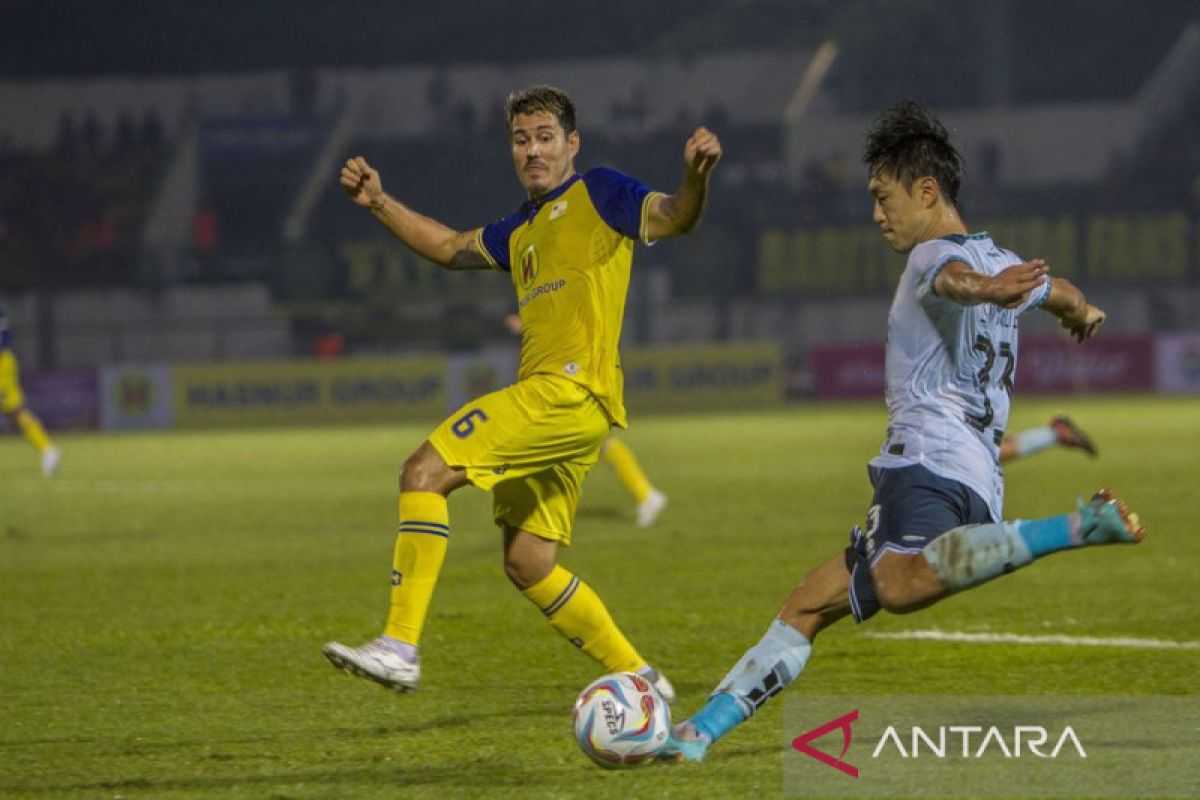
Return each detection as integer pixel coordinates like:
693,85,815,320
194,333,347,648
572,672,670,768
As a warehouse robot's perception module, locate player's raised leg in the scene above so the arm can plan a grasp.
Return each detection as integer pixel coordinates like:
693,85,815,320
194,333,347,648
905,489,1144,598
322,441,467,692
664,479,1145,763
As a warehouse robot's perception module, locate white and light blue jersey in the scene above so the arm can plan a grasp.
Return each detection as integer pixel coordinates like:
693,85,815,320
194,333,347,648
869,232,1051,522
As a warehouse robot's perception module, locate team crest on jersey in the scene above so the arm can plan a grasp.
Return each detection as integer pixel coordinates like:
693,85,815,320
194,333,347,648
519,243,540,288
549,200,568,220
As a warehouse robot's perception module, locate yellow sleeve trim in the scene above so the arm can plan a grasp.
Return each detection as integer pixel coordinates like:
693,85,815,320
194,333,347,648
640,191,667,245
472,227,501,270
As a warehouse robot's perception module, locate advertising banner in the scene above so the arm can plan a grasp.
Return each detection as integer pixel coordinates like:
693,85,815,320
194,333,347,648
1015,335,1154,393
1154,332,1200,393
99,364,175,430
810,342,886,399
621,342,784,413
172,356,446,428
445,348,519,413
22,368,99,430
811,335,1156,398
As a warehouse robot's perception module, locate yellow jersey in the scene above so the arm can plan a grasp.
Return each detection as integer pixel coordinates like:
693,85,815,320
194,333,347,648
474,168,661,428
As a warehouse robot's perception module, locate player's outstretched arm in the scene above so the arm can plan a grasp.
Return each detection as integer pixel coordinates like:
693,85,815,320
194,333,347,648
644,127,722,241
340,156,491,270
933,259,1048,308
1040,276,1106,342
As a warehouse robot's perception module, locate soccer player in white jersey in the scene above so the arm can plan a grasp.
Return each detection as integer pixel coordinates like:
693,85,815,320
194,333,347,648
661,102,1145,762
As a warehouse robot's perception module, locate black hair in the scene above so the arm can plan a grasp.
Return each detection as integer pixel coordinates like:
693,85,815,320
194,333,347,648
863,101,964,206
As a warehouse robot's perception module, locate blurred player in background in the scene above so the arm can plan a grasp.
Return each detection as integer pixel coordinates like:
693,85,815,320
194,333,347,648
0,306,60,477
662,102,1142,762
323,85,719,696
603,437,669,526
503,313,668,527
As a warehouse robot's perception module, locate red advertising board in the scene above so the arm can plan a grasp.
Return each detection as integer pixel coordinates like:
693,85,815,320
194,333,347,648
811,335,1154,398
810,342,886,399
1015,335,1154,392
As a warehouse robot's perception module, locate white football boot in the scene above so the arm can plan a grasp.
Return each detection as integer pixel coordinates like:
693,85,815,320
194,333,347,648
636,489,668,528
639,664,676,705
322,637,420,692
41,446,61,478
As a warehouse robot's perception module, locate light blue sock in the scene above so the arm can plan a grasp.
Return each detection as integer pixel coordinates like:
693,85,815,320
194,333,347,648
1017,514,1075,557
1016,426,1057,457
689,693,744,743
691,619,812,743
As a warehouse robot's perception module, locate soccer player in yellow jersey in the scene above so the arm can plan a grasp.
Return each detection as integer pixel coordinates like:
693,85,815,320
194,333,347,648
503,313,668,527
322,85,720,697
0,306,60,477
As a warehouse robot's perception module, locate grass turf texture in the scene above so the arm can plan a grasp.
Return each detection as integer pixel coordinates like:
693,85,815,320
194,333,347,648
1,396,1196,799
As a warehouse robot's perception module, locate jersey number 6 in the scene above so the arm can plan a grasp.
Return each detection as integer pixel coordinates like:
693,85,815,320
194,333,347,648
452,408,489,439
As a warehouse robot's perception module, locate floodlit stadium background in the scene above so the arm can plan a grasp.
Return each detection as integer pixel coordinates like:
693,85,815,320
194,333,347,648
2,0,1198,418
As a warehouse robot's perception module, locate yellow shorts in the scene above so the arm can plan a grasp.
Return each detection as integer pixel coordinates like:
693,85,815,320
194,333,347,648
428,373,610,545
0,351,24,414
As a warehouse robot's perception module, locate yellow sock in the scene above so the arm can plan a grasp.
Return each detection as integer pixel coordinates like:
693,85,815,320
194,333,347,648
384,491,450,646
521,565,645,673
15,409,52,454
602,437,652,504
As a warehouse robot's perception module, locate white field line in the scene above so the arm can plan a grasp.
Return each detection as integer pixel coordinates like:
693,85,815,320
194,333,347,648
865,629,1200,650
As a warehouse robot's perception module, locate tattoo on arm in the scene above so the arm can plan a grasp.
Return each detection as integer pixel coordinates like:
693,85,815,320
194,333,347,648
446,241,492,271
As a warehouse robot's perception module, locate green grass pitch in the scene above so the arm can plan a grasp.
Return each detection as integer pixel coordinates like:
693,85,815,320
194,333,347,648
2,396,1196,798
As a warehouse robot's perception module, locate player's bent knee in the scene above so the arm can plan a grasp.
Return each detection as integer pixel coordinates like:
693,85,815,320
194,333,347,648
502,555,553,590
400,442,460,494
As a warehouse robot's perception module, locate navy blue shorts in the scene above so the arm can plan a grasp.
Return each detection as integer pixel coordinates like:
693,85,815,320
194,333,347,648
845,464,992,622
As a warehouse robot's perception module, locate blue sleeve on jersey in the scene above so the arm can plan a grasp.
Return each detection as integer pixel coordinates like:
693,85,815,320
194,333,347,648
479,210,524,272
582,167,652,240
1018,276,1053,315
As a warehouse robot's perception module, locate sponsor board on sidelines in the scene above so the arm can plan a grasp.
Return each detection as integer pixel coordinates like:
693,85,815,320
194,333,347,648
621,342,784,413
100,364,174,430
811,335,1155,398
1016,335,1154,393
172,357,446,428
784,695,1199,798
22,368,99,430
810,342,886,399
445,348,519,413
1154,332,1200,393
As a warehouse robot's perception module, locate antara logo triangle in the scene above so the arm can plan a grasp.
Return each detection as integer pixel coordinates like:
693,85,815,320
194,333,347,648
791,709,859,778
